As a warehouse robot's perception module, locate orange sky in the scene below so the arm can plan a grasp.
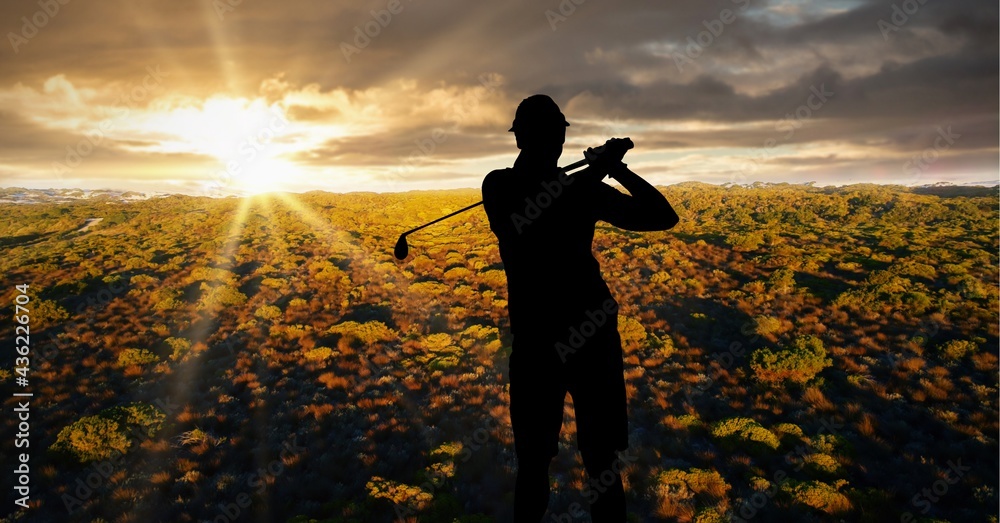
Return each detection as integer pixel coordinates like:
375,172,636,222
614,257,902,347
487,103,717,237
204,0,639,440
0,0,996,195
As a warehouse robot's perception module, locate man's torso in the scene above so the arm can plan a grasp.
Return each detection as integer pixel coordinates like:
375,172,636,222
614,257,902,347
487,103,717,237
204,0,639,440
482,165,617,333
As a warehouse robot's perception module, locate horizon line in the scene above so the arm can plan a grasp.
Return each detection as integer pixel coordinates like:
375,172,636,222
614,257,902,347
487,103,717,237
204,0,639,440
2,178,998,200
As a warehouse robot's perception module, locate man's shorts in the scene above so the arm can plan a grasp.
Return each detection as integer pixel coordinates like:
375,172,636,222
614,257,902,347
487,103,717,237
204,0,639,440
508,311,628,461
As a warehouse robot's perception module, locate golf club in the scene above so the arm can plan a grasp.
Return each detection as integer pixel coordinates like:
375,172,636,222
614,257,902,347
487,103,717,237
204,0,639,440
393,137,633,260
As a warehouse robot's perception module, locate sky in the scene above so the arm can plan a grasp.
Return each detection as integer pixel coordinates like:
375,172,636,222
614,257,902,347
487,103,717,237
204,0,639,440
0,0,996,196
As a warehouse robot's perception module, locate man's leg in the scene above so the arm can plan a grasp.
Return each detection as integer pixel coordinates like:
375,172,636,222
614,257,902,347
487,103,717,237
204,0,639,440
509,343,565,522
580,449,626,523
514,451,554,521
567,317,629,523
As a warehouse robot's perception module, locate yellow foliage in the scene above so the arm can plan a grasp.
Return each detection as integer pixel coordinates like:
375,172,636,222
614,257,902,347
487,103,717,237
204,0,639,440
304,347,333,361
785,480,852,514
366,476,433,510
617,315,647,351
327,321,399,345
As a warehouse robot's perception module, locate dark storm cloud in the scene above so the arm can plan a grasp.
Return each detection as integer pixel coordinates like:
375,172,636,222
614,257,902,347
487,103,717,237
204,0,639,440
0,0,995,190
292,124,511,167
0,110,80,163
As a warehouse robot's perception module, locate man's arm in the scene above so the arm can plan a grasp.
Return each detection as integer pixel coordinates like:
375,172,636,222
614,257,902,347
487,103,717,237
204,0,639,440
482,169,512,236
596,162,679,231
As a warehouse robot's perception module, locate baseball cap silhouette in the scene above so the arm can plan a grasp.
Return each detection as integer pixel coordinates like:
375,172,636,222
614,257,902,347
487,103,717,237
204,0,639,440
508,94,570,132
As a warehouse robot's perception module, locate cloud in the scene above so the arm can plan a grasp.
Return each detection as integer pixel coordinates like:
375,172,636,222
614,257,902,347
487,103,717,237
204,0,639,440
0,0,994,193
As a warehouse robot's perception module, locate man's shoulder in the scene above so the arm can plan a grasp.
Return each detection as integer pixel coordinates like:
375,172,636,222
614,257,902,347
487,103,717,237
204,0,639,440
482,167,514,193
483,167,513,183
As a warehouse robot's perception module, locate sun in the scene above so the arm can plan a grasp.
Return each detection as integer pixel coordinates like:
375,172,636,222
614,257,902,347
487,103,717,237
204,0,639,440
191,98,302,195
137,96,307,195
230,157,303,195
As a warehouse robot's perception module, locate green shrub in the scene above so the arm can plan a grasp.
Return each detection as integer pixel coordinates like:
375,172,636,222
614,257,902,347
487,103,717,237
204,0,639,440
304,346,333,361
748,476,772,491
653,468,731,520
50,403,165,463
420,333,454,351
33,299,68,328
458,325,500,347
428,355,461,370
938,339,976,360
255,304,282,320
414,333,463,369
750,335,831,384
188,266,237,284
772,423,804,439
617,315,647,350
197,284,247,310
51,416,130,463
903,291,933,314
648,332,676,358
957,275,987,299
726,231,764,251
675,414,701,429
783,480,851,515
129,274,158,287
366,476,433,511
260,278,287,289
767,267,796,291
710,417,780,452
693,508,728,523
165,337,192,361
753,315,783,337
151,288,184,311
117,348,158,367
430,442,464,461
327,321,399,345
103,403,166,437
809,433,851,455
804,453,842,475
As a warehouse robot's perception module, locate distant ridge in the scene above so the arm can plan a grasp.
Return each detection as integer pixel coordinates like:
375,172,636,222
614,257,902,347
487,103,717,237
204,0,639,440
2,179,997,202
0,187,171,204
909,184,999,198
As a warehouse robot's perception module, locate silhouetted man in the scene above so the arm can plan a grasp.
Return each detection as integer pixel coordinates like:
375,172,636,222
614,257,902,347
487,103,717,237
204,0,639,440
482,94,679,522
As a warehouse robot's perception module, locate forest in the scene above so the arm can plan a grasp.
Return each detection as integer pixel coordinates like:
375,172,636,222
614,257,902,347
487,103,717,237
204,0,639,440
0,181,997,522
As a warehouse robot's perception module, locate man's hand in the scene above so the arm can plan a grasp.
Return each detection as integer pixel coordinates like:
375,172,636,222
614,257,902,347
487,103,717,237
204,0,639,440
583,137,632,174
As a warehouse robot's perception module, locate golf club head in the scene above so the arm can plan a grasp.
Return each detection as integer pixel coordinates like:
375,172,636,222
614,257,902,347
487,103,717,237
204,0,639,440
393,234,409,260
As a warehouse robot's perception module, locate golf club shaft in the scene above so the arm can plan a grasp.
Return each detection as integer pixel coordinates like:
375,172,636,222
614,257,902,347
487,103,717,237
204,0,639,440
399,157,591,237
399,200,486,237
